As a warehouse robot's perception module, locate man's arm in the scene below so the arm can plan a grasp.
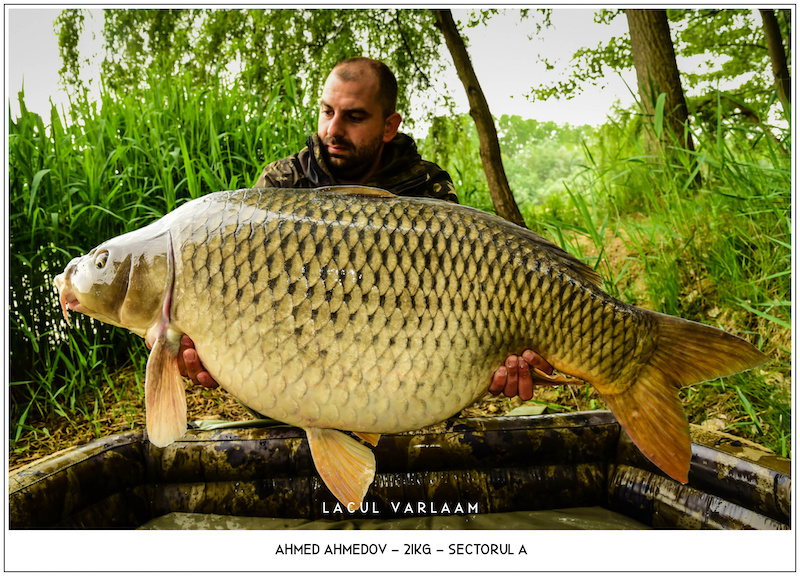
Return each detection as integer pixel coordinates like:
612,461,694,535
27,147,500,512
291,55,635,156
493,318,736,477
411,160,459,203
253,163,285,189
253,149,312,189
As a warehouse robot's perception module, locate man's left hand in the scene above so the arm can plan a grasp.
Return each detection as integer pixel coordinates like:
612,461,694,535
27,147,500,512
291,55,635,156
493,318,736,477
489,350,554,401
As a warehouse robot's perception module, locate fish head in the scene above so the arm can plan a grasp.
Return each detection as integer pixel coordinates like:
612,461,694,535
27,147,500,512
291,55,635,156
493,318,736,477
54,229,172,337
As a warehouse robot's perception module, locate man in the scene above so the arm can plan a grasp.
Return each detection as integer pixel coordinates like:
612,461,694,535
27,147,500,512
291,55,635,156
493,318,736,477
179,57,553,401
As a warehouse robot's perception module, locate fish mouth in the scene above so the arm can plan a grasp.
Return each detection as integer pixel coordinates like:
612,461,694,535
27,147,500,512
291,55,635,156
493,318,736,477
54,272,82,327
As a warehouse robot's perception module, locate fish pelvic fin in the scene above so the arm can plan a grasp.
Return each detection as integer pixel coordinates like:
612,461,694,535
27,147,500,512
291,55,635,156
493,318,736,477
601,312,768,484
145,329,187,447
306,427,376,509
353,432,381,446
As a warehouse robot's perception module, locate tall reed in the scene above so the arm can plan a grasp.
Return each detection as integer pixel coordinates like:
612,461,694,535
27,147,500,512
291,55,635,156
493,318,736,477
524,93,791,454
9,71,314,443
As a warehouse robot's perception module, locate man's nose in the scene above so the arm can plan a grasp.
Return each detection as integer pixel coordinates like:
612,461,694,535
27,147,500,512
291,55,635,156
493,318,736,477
326,112,345,138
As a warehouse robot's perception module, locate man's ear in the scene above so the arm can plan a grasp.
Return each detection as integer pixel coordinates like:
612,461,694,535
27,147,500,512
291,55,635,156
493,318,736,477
383,112,402,143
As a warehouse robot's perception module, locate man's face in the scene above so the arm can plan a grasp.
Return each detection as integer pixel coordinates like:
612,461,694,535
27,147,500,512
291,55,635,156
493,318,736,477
317,68,399,183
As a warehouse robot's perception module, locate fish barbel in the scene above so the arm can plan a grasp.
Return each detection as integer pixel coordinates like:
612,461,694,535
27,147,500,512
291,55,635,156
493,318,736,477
54,186,767,507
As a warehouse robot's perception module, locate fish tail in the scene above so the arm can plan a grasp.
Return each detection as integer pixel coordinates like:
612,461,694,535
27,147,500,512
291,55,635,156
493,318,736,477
601,312,768,483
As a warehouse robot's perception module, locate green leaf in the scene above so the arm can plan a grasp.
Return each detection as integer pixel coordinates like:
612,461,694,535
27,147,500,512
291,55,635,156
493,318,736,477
653,92,666,137
734,298,790,329
735,386,763,434
28,169,51,217
506,404,547,417
190,418,286,430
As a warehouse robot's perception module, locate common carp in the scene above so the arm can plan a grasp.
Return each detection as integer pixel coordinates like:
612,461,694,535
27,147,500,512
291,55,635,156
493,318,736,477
54,186,767,507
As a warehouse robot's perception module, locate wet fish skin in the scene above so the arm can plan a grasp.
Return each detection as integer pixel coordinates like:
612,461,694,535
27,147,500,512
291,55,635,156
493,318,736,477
172,187,522,433
54,186,767,505
167,187,642,434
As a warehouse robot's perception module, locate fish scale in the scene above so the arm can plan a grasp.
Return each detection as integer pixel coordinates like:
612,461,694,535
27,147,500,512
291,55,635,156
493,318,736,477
181,191,499,430
55,186,767,505
176,190,579,431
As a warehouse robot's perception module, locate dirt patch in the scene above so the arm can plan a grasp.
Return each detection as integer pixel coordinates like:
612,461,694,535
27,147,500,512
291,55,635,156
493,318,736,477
9,376,253,473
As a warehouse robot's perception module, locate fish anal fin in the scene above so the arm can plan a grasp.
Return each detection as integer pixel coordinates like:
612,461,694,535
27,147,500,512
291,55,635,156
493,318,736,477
306,427,376,508
602,367,691,483
318,185,396,198
145,330,187,447
354,432,381,446
531,367,584,386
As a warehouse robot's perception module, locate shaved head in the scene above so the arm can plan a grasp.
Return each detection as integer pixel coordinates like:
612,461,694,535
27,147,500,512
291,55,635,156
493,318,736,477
331,57,398,119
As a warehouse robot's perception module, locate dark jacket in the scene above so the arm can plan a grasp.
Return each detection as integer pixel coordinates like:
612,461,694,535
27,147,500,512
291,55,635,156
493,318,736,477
254,132,458,203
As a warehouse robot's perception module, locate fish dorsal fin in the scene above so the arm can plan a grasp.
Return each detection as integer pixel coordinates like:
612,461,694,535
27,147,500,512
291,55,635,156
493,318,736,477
513,226,604,288
306,427,376,508
145,329,187,447
353,432,381,446
318,185,396,198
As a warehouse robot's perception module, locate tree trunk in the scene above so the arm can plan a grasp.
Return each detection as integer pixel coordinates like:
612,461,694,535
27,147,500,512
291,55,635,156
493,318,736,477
432,9,526,228
625,9,694,153
759,8,791,116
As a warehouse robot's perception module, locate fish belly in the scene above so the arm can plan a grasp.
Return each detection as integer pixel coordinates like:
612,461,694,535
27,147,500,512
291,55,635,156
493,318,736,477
168,188,646,433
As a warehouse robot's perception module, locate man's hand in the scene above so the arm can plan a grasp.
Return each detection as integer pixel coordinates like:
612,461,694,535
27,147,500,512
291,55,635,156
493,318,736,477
178,335,219,389
489,350,554,402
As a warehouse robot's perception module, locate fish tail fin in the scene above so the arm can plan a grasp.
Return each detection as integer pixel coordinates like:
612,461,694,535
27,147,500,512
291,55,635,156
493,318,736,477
602,312,768,483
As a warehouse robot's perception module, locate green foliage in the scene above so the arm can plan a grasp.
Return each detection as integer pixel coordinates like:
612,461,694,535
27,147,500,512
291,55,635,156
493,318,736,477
8,72,312,443
419,113,594,213
528,95,791,454
528,9,789,127
497,115,594,210
56,8,449,129
54,9,85,90
526,9,630,102
672,9,790,97
418,115,491,211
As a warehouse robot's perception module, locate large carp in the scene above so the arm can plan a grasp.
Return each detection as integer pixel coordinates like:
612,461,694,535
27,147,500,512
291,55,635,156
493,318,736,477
54,186,767,507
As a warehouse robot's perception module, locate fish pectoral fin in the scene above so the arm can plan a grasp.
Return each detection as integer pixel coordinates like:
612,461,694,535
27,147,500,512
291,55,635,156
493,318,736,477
145,330,187,447
353,432,381,446
306,427,376,508
531,368,584,386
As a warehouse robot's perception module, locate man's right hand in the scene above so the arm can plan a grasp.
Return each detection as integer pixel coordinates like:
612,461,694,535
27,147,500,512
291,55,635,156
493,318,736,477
488,350,554,402
178,335,219,389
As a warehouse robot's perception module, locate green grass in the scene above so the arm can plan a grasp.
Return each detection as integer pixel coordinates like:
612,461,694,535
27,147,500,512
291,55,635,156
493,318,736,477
8,71,314,447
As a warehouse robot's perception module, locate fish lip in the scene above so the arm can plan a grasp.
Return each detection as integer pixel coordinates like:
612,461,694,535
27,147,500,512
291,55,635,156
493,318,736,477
54,272,79,326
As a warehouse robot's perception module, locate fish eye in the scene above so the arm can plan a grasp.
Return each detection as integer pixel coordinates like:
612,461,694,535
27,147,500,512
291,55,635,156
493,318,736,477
95,251,109,270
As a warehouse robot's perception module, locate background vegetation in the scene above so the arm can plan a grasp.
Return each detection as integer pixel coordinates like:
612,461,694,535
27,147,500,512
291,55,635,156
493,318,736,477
8,8,791,464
